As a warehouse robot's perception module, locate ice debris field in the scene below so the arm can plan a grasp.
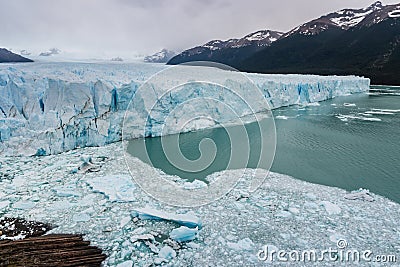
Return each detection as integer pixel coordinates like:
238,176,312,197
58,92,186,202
0,143,399,266
0,62,369,156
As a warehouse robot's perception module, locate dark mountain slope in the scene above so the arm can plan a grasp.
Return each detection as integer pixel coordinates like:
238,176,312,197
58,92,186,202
240,18,400,85
0,48,33,63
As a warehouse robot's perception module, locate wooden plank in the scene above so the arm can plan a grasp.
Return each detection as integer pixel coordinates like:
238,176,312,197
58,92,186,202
0,219,106,266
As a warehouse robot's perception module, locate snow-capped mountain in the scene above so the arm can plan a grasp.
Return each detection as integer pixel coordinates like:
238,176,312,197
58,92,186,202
144,49,177,63
0,48,33,63
201,30,283,51
240,1,400,85
167,30,283,66
284,1,400,36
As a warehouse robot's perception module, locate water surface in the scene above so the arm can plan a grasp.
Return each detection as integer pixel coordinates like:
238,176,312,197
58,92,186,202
128,86,400,203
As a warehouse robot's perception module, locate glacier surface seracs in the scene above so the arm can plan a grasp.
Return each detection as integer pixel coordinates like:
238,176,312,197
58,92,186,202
0,62,369,155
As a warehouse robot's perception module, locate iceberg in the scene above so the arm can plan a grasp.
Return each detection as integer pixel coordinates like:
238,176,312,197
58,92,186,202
0,62,369,156
131,206,202,228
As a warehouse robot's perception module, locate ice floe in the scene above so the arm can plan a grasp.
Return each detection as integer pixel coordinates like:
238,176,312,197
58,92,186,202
169,226,198,242
320,201,341,215
132,207,202,228
344,188,375,202
86,175,136,202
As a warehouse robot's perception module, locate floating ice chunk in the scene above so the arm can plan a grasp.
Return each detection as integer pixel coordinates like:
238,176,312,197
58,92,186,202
132,207,202,228
336,114,381,122
132,227,147,235
288,207,300,214
186,242,200,249
158,245,176,260
131,234,155,243
227,238,254,251
275,115,289,120
86,175,136,202
304,201,319,212
183,180,207,190
320,201,341,215
358,117,381,121
305,193,317,200
13,201,36,210
275,210,292,218
72,213,91,222
154,258,166,265
344,188,374,202
344,103,356,107
305,102,320,106
120,216,131,228
169,226,198,242
0,200,10,210
116,260,133,267
372,108,400,113
48,200,74,211
53,185,81,197
364,111,394,115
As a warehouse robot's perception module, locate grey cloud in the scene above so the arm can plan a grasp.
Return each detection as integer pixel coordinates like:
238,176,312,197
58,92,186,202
0,0,398,58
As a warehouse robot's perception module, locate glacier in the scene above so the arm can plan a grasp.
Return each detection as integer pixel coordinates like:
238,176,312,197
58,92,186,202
0,62,369,156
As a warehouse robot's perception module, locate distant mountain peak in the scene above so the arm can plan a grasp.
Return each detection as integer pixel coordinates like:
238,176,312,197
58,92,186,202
369,1,383,10
0,48,33,63
179,30,283,54
144,49,176,63
167,29,283,66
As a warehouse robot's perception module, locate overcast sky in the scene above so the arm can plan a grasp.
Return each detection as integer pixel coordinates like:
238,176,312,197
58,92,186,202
1,0,399,59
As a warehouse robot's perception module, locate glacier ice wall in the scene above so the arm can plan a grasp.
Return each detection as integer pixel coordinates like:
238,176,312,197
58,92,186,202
0,62,369,156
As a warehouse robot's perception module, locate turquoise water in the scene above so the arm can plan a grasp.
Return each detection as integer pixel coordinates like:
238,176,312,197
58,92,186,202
128,86,400,203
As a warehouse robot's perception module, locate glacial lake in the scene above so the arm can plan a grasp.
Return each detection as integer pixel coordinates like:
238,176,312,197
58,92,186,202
128,86,400,203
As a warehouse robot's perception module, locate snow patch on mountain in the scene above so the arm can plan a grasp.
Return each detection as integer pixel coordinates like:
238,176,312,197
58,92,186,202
144,49,177,63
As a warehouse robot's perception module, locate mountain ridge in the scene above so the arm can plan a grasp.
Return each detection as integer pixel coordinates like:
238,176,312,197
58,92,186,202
0,48,33,63
168,1,400,85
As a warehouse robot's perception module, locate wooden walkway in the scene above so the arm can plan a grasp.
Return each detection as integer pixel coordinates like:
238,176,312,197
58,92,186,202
0,234,106,266
0,218,106,266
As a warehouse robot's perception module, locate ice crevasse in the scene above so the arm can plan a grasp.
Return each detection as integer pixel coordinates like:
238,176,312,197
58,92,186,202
0,62,370,156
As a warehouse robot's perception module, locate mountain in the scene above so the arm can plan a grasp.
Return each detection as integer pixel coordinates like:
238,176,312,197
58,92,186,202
240,1,400,85
144,49,177,63
168,1,400,85
167,30,283,66
282,1,385,37
39,48,61,57
0,48,33,63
